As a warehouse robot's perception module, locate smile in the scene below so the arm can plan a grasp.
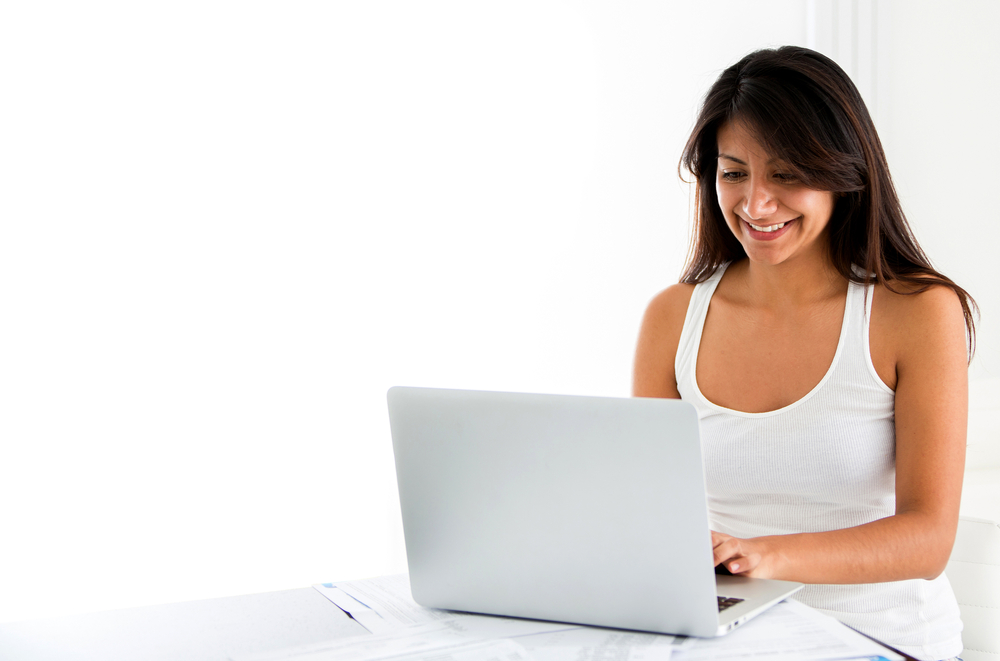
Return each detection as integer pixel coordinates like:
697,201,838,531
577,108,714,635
741,218,796,240
748,221,785,232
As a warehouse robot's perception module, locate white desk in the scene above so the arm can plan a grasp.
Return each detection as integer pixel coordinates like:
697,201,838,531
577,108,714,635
0,587,366,661
0,584,916,661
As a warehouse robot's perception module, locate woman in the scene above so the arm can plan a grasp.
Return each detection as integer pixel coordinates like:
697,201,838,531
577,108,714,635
632,46,975,660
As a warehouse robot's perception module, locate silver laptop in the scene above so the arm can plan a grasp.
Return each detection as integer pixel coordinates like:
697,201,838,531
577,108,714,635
386,386,802,637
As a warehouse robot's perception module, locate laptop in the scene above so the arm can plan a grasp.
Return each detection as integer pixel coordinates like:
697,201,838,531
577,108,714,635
386,386,803,637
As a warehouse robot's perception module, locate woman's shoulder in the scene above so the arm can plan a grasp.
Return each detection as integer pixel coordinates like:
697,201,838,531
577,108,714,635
870,280,967,383
637,283,696,353
640,263,734,347
633,283,696,398
644,283,696,321
872,279,965,331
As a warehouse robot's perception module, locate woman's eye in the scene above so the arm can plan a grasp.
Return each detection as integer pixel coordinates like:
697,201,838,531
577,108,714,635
774,172,798,183
720,171,744,182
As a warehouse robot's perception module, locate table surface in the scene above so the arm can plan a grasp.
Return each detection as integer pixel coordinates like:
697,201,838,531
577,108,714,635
0,587,367,661
0,585,918,661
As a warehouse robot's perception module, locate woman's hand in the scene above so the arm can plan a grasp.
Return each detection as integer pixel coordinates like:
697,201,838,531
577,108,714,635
712,531,776,578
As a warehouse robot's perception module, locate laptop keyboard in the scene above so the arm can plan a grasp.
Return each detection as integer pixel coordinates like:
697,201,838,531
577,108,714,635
718,596,744,612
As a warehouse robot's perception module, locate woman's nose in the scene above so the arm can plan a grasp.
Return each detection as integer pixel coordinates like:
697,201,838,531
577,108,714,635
743,179,778,220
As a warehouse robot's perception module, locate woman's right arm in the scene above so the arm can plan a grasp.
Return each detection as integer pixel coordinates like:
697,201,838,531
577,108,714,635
632,284,694,399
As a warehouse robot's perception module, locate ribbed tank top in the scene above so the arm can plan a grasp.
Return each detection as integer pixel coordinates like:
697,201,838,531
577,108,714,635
675,262,963,661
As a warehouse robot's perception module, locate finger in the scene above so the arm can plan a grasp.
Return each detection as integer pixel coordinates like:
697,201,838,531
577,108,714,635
729,551,761,574
713,538,741,566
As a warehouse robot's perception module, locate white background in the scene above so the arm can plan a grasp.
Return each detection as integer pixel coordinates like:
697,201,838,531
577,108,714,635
1,0,996,623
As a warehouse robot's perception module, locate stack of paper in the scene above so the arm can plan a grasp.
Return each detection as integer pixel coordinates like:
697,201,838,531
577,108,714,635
236,575,902,661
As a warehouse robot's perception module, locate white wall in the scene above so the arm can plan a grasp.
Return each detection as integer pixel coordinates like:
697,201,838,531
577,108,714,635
0,1,806,623
5,0,994,625
877,0,1000,380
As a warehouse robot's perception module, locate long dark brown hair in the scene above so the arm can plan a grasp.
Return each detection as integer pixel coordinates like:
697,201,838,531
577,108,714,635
679,46,977,356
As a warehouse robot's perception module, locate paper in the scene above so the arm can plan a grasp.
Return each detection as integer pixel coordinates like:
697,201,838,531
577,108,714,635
311,577,901,661
314,585,395,634
240,617,683,661
516,626,689,661
671,599,903,661
330,575,451,629
237,621,532,661
316,574,580,638
308,575,686,660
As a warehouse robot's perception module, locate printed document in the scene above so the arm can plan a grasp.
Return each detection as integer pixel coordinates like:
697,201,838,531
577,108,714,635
308,575,902,661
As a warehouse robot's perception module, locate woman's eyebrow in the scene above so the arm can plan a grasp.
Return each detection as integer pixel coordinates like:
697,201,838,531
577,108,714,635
718,153,784,166
717,153,747,165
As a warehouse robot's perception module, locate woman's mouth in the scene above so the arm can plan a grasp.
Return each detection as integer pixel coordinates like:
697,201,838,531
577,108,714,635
743,218,796,240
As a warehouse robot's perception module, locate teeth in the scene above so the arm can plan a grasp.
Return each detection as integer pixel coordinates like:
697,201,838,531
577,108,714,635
749,221,786,232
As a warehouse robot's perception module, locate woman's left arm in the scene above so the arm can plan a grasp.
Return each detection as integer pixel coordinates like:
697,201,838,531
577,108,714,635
713,284,968,583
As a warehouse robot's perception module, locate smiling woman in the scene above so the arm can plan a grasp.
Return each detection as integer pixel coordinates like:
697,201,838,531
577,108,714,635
633,46,977,661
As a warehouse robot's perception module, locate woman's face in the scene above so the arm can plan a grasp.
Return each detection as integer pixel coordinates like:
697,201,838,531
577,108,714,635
715,121,836,267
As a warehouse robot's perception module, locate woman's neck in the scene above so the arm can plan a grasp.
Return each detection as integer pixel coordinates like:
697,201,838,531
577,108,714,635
735,253,846,310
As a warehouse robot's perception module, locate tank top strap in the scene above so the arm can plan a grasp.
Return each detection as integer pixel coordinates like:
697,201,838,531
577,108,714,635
674,263,729,393
843,267,894,394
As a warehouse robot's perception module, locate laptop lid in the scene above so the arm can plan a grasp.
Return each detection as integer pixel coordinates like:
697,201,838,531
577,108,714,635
387,387,800,637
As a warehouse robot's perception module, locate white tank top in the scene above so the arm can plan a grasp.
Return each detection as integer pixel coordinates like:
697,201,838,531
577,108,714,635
674,262,963,661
